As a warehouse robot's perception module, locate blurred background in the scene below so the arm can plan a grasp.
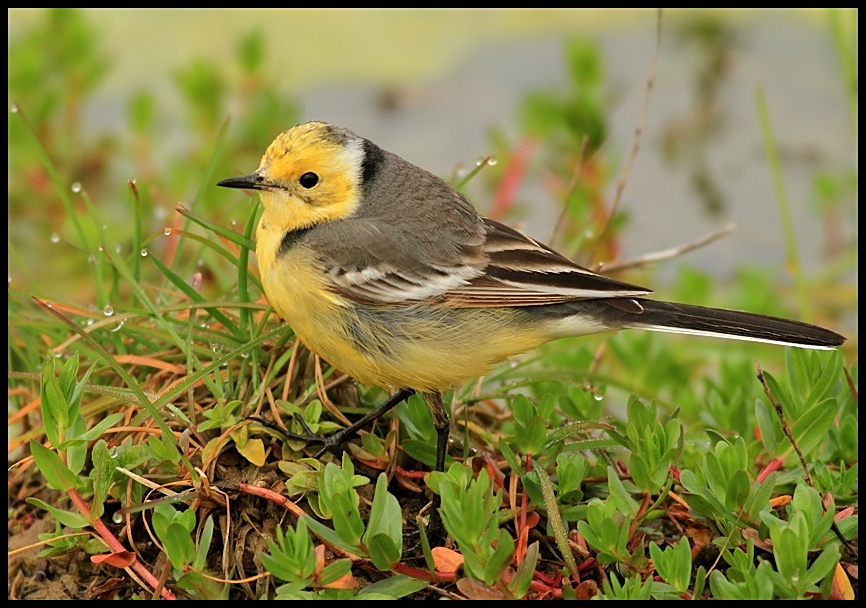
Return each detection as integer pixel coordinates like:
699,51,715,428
7,9,858,335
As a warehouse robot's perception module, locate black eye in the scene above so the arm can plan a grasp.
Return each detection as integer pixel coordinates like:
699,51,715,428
299,172,319,188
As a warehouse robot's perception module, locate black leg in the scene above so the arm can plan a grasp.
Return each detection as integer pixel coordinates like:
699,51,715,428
312,388,416,458
252,388,415,457
422,391,450,538
424,391,450,474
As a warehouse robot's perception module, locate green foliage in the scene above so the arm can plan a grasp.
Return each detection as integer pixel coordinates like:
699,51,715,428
433,464,514,586
261,518,346,593
538,451,590,524
288,456,406,576
758,483,842,599
269,399,343,455
39,352,123,470
610,397,682,494
709,545,777,600
679,436,776,536
511,393,551,454
521,40,608,152
362,473,405,571
577,474,637,565
8,9,856,601
151,501,197,570
755,350,841,458
596,571,654,600
650,537,692,595
307,453,370,528
395,392,443,468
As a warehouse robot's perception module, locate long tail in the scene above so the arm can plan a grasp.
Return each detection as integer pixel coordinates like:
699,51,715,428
620,299,845,350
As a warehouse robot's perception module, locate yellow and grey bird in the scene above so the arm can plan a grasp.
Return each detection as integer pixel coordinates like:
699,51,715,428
218,120,845,472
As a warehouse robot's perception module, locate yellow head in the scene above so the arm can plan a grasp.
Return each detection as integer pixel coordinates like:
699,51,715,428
218,121,366,233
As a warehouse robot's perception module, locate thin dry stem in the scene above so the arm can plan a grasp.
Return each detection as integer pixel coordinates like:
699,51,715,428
599,223,735,274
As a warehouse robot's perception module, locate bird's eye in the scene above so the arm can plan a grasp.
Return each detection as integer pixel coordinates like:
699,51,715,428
299,172,319,188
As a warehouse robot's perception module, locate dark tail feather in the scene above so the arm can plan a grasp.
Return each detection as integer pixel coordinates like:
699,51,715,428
621,299,845,350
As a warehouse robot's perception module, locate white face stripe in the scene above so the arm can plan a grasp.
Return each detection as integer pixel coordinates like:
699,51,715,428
338,135,366,202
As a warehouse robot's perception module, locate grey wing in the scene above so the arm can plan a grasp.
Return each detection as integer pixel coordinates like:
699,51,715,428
307,217,651,308
306,217,487,305
441,219,653,307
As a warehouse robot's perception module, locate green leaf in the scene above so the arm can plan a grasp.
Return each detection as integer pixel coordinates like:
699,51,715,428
176,570,228,599
29,440,78,491
725,469,750,513
650,537,692,594
606,465,638,519
789,398,838,458
761,370,795,417
259,521,317,584
63,417,88,475
629,453,653,494
362,474,402,569
358,574,429,598
366,533,402,573
744,473,776,521
400,439,438,468
754,398,780,455
578,498,630,565
40,356,68,447
152,502,197,570
316,559,353,587
74,412,125,442
769,518,807,584
89,439,116,520
498,437,522,474
58,352,80,400
302,515,366,558
439,466,496,546
796,349,842,411
128,90,155,132
679,469,726,516
482,528,515,586
508,540,539,598
193,515,215,571
237,29,264,72
801,543,840,590
320,458,366,548
163,521,196,569
518,416,547,455
598,571,654,600
25,497,90,528
555,451,587,499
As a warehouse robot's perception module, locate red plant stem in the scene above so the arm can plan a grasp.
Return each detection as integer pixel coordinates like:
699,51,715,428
67,488,176,600
391,561,455,583
490,137,535,220
757,457,783,483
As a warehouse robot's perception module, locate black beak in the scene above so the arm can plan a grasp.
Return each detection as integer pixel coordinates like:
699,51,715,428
217,173,268,190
